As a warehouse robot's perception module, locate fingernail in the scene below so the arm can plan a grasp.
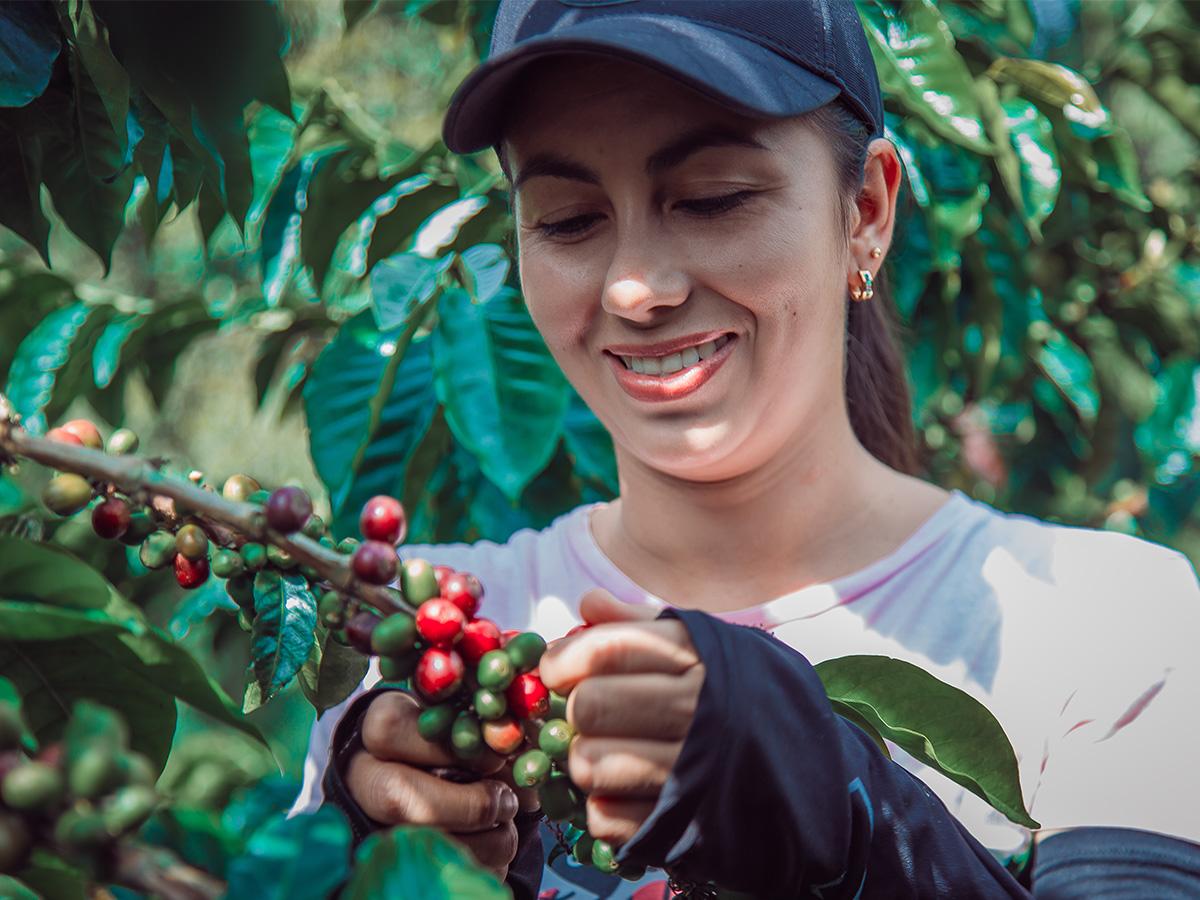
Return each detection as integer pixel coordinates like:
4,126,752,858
497,786,518,822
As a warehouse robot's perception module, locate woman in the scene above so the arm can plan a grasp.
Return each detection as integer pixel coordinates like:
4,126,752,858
293,2,1200,897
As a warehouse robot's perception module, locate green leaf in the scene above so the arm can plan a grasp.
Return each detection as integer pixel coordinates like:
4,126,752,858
1037,331,1099,423
225,807,352,900
66,45,127,182
92,314,142,389
433,287,570,501
340,827,509,900
0,876,39,900
140,808,239,880
4,302,100,433
365,178,462,272
370,252,450,331
458,244,510,304
816,655,1038,829
58,0,131,172
858,0,992,154
0,124,50,262
299,627,370,715
14,851,88,900
0,536,126,612
987,58,1111,140
0,2,60,107
246,572,318,712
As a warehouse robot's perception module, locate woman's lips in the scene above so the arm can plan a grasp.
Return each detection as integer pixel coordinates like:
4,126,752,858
607,336,736,403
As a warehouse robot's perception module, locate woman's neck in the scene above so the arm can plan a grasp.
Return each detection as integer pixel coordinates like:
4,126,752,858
589,422,950,614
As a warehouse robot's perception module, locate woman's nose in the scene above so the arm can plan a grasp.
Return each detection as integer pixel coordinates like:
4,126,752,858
600,230,690,323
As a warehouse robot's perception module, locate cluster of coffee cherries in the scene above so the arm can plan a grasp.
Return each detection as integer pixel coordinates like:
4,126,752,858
0,698,159,878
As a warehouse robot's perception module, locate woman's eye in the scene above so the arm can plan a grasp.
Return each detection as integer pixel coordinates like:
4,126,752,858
677,191,752,216
537,214,602,238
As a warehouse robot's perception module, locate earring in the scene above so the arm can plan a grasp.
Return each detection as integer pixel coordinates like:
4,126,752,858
849,268,874,302
870,247,882,259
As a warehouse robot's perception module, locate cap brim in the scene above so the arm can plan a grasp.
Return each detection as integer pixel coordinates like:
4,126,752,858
442,13,841,155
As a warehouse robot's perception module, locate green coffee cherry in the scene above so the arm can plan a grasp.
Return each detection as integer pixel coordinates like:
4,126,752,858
267,544,296,570
106,428,139,455
592,838,619,873
101,785,158,835
175,523,209,560
240,542,267,571
477,650,514,690
537,773,578,822
301,514,326,540
400,559,439,605
2,761,64,812
54,809,107,851
450,713,483,761
210,548,243,578
42,474,93,517
336,537,360,555
119,510,155,546
69,747,123,800
139,531,176,569
117,752,157,788
538,718,575,761
474,688,507,721
417,704,456,742
549,690,568,721
505,632,546,673
572,833,595,866
371,613,417,657
512,749,551,788
318,591,345,629
379,651,419,682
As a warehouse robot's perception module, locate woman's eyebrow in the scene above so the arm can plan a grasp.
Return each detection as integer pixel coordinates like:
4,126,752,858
511,124,769,192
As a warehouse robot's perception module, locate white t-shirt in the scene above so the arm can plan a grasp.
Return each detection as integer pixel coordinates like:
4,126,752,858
291,489,1200,888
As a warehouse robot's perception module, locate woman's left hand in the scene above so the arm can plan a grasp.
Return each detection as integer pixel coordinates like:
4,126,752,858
539,589,704,847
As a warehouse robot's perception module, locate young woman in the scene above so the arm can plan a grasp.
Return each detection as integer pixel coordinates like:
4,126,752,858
293,2,1200,897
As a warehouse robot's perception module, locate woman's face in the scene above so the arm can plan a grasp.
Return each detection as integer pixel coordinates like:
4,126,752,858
504,56,856,483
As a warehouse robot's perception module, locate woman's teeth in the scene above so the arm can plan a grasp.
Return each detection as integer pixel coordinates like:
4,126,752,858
622,335,730,375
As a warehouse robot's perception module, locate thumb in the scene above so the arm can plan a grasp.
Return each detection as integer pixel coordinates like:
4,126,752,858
578,588,661,626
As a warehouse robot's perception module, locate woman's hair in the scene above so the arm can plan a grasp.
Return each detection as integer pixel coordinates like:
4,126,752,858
802,100,919,475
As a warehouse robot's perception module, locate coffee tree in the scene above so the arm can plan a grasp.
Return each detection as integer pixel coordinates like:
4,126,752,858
0,0,1196,896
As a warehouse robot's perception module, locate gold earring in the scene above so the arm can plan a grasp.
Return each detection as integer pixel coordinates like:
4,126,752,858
870,247,882,259
849,268,874,302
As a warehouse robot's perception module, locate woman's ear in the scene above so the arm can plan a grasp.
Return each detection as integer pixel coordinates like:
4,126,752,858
850,137,901,263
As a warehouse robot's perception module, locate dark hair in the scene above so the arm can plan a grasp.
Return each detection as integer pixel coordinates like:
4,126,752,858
802,100,918,475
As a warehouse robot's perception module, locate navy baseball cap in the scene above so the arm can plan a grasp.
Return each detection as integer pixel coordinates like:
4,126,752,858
442,0,886,155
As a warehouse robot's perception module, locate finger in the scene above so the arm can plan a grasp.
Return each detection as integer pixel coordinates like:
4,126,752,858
568,736,680,798
585,795,656,847
346,753,518,832
567,670,703,739
540,620,698,694
579,588,661,626
360,692,506,775
452,821,519,877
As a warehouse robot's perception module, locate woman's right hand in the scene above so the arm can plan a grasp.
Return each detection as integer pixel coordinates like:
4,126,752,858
343,691,524,880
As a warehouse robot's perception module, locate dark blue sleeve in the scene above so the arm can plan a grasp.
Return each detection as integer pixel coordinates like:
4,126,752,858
615,608,1031,898
1033,827,1200,898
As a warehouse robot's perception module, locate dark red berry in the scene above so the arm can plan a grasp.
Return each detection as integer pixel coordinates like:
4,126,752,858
91,498,131,540
414,648,464,703
506,673,550,719
265,486,313,534
344,611,381,655
459,618,502,665
416,598,466,647
352,541,398,585
433,565,455,593
174,554,209,589
359,495,406,545
441,572,483,619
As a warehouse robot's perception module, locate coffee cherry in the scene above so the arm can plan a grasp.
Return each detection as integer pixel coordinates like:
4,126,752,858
379,651,419,682
477,650,514,691
106,427,139,455
42,473,93,516
592,838,619,873
267,544,296,569
53,809,107,851
117,752,157,788
371,613,417,656
505,632,546,673
359,495,406,545
506,673,550,719
220,474,260,502
417,704,456,742
459,618,503,665
240,542,267,571
318,591,345,629
344,611,381,656
210,548,243,578
102,784,158,835
482,715,525,755
441,572,483,619
92,497,131,540
450,712,483,760
46,427,83,447
2,761,64,812
248,489,271,506
474,688,507,721
416,598,465,648
0,813,30,872
537,772,579,821
136,533,173,571
175,523,209,560
414,648,464,702
69,747,122,799
301,514,326,540
226,573,255,611
572,832,594,866
60,419,103,449
352,541,398,585
400,559,439,605
175,554,209,589
549,690,568,721
433,564,454,592
538,718,575,761
512,748,551,787
336,537,360,555
265,486,312,534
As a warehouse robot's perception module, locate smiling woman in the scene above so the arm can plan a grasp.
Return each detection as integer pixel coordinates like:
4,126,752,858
293,2,1200,898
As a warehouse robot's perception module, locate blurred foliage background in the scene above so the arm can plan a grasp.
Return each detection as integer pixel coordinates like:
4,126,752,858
0,0,1198,802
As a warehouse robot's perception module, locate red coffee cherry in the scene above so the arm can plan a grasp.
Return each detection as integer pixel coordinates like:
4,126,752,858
414,648,464,703
352,541,398,585
265,486,313,534
416,598,466,648
174,554,209,590
359,495,406,545
91,498,131,540
433,565,455,593
481,715,525,755
459,618,503,665
506,673,550,719
60,419,103,450
344,611,382,655
440,572,483,619
46,428,83,447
